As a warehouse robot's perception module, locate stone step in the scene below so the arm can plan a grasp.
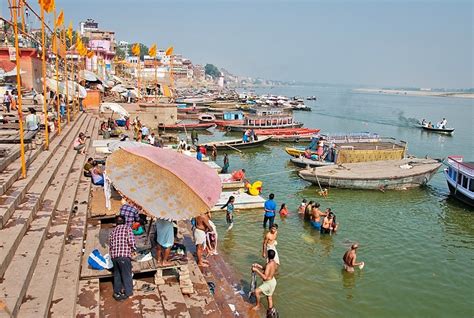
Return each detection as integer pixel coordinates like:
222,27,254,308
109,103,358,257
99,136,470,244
0,146,40,197
0,116,91,317
49,118,100,317
157,282,191,318
0,113,86,228
0,114,88,278
75,279,100,317
0,145,20,172
17,118,97,317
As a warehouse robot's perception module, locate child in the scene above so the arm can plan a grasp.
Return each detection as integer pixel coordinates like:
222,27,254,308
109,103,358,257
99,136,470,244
221,196,235,230
279,203,288,217
298,198,307,214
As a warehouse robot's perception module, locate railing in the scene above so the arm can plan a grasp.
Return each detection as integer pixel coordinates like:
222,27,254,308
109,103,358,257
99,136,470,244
447,156,474,177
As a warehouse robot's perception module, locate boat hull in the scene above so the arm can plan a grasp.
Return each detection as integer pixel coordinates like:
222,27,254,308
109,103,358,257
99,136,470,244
226,122,304,132
444,169,474,207
421,126,454,135
290,157,335,168
298,159,441,190
160,123,216,131
202,136,271,151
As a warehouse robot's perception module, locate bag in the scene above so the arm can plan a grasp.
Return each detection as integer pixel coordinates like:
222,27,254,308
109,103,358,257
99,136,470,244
88,249,113,270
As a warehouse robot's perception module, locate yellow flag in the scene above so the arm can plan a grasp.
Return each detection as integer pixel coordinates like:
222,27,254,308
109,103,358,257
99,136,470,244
165,46,174,56
67,22,73,42
55,9,64,27
148,44,157,58
131,43,140,57
51,36,58,53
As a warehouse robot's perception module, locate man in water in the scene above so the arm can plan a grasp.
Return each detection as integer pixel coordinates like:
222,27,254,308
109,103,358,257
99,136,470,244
194,213,213,267
342,243,365,273
262,224,280,265
252,249,278,311
263,193,276,229
310,202,327,230
222,153,230,173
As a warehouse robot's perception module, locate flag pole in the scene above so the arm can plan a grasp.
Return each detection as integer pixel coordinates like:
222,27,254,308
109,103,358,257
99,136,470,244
154,56,157,105
40,3,49,149
53,8,61,133
12,0,26,178
62,26,69,124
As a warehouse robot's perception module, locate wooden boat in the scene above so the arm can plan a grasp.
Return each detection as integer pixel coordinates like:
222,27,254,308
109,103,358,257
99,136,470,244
211,191,265,211
219,174,245,190
298,158,441,190
202,136,271,151
254,128,320,136
420,125,454,135
159,122,216,131
444,156,474,207
226,108,303,132
290,157,335,168
270,135,314,142
214,111,245,127
198,113,216,123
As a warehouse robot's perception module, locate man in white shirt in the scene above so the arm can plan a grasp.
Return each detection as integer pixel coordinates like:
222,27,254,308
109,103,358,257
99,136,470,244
25,108,40,131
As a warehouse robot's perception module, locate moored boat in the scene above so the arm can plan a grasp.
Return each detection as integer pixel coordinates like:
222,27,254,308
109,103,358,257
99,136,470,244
290,157,335,168
214,111,245,127
198,113,216,123
226,108,303,132
159,122,216,131
298,158,441,190
420,125,455,135
201,136,271,151
444,156,474,207
254,128,320,136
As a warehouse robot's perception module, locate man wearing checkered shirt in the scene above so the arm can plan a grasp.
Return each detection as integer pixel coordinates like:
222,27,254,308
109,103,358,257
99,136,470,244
119,199,140,228
109,215,136,301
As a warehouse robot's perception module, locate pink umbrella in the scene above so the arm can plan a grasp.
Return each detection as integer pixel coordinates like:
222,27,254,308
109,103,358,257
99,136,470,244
106,146,221,220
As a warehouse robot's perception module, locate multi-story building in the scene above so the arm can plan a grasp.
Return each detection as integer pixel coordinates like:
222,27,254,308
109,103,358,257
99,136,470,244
79,19,115,76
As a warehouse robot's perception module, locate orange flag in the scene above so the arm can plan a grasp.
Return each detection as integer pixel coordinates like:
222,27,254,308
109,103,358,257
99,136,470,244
55,9,64,27
148,44,157,58
165,46,174,56
38,0,55,13
66,21,73,42
87,51,95,59
131,43,140,57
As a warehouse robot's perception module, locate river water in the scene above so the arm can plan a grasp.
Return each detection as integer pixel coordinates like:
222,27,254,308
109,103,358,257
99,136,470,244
194,86,474,317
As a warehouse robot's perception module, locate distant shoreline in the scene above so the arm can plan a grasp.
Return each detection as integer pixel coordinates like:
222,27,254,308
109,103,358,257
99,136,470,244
354,88,474,99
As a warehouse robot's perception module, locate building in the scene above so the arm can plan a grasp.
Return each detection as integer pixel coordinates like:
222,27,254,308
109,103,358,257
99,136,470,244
79,19,99,36
79,19,115,75
0,47,42,92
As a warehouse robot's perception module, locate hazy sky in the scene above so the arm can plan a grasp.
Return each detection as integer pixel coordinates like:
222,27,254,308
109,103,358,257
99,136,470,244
4,0,473,88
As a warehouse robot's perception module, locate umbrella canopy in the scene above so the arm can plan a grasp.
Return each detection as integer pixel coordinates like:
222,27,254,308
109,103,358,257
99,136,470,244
111,84,127,93
58,81,88,99
106,147,222,220
107,140,151,153
79,70,102,83
3,66,26,77
100,102,130,117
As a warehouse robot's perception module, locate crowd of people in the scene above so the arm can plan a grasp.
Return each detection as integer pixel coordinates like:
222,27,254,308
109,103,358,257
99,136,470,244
421,117,448,129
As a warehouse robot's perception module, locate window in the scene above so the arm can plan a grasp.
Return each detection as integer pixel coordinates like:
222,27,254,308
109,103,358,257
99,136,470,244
469,178,474,192
451,170,457,181
457,173,463,185
462,175,468,188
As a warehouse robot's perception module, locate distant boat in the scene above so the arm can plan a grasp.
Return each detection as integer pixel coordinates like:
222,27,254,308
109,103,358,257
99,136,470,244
444,155,474,207
420,125,455,135
201,136,271,151
306,96,317,101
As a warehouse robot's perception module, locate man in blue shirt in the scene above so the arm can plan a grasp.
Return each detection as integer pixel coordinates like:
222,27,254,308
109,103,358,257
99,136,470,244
263,193,276,229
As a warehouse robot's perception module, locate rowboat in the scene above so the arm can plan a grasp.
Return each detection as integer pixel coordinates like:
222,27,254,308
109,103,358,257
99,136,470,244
198,113,216,123
298,158,441,190
270,135,314,142
444,156,474,207
420,126,455,135
159,122,216,131
290,157,335,168
202,136,271,151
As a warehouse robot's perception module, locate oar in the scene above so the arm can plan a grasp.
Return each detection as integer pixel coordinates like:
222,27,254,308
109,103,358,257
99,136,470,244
224,143,242,153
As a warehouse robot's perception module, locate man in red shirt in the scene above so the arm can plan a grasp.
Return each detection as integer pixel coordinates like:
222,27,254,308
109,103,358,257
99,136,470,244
108,215,136,301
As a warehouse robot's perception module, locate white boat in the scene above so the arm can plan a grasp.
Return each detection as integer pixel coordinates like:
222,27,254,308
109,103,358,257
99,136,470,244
444,156,474,207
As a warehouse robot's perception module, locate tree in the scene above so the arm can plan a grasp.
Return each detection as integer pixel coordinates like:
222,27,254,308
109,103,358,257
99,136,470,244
137,43,148,61
115,46,126,60
205,64,221,79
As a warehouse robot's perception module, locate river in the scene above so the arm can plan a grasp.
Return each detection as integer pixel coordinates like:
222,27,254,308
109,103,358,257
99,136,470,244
191,86,474,317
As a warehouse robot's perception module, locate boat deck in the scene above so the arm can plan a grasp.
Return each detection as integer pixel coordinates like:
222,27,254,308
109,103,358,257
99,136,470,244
301,158,441,180
211,191,265,211
220,174,245,189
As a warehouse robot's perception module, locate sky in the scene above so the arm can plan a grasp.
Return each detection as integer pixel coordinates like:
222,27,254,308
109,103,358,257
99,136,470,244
2,0,473,88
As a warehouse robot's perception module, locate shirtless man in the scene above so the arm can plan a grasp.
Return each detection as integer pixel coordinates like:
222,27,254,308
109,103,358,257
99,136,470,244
310,203,328,230
342,243,365,273
194,213,213,267
262,224,280,265
252,249,278,311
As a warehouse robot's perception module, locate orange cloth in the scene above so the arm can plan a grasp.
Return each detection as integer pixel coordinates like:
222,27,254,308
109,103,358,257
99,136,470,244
232,170,245,181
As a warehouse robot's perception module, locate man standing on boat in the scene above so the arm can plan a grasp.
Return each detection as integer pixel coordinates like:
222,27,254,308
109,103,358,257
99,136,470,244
263,193,277,229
